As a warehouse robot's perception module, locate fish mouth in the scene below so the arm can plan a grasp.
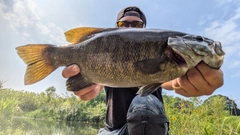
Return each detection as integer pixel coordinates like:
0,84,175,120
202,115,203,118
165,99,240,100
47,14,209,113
170,49,187,66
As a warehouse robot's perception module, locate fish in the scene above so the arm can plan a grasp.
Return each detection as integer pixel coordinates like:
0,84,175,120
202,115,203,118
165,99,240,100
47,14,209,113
16,27,225,96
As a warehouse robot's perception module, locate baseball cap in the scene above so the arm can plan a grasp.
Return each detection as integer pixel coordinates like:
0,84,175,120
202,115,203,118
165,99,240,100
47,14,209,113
116,6,147,27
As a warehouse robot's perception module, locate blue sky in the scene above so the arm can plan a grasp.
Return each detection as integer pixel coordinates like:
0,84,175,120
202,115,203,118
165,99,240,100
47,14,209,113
0,0,240,105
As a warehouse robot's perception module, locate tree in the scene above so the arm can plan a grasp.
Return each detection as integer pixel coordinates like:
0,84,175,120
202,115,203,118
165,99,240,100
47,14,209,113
45,86,57,103
45,86,56,96
0,79,6,89
203,94,240,116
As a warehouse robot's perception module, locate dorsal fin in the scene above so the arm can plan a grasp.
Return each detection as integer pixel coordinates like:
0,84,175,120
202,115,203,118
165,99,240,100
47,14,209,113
64,27,103,44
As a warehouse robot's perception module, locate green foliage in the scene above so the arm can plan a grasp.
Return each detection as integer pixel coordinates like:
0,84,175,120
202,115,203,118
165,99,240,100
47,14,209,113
0,87,106,122
0,89,19,134
163,95,240,135
1,87,240,135
0,92,18,121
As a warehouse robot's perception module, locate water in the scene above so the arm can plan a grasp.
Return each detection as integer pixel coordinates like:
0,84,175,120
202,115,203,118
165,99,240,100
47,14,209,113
0,117,104,135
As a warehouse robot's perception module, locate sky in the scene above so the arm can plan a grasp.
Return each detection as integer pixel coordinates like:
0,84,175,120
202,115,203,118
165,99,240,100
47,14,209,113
0,0,240,105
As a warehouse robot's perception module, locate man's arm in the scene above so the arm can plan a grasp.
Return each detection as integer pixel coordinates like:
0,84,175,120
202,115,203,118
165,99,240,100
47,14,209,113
161,62,224,97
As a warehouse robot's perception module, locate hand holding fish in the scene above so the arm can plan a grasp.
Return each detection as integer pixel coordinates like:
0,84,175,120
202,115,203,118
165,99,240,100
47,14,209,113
170,61,223,97
62,65,103,101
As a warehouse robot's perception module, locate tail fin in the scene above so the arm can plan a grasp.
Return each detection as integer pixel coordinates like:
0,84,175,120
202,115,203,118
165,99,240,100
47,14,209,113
16,44,57,85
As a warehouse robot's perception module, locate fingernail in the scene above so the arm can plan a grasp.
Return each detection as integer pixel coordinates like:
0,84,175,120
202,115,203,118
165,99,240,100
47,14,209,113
72,65,79,72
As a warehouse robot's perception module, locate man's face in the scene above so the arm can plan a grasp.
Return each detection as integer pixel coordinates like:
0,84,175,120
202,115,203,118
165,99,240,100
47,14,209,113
117,13,144,28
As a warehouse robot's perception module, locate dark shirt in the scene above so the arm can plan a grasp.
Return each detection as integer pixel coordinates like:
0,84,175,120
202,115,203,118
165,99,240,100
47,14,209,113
104,86,163,131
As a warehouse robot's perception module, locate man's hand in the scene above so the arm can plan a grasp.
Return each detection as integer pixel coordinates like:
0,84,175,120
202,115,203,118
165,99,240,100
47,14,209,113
62,64,103,101
162,61,224,97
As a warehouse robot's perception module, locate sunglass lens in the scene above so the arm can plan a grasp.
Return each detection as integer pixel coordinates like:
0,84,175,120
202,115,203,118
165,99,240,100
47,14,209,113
117,21,144,28
131,21,143,28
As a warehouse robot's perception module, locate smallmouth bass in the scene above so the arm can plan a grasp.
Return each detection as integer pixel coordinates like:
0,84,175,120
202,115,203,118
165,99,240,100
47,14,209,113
16,27,225,96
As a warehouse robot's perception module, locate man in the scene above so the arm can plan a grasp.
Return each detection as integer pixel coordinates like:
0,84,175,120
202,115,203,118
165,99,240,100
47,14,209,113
62,6,223,134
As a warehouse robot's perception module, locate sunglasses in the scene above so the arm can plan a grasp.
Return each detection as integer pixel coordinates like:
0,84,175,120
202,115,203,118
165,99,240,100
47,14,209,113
117,21,144,28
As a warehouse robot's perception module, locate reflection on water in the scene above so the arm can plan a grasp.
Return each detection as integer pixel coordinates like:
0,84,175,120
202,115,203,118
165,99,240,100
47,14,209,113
0,117,104,135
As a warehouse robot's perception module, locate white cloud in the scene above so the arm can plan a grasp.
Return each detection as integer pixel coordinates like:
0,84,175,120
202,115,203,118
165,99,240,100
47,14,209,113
0,0,42,30
204,19,240,46
214,0,238,6
0,0,65,44
223,45,239,56
203,6,240,50
203,3,240,74
47,23,66,44
22,32,29,37
198,14,215,26
35,22,66,44
230,7,240,21
36,23,50,35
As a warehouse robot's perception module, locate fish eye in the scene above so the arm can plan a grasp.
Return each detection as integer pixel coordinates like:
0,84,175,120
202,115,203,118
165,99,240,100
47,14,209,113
196,36,204,42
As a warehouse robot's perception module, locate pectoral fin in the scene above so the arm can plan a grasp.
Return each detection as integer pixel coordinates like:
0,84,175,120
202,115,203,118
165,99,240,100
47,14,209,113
66,73,94,91
137,83,162,96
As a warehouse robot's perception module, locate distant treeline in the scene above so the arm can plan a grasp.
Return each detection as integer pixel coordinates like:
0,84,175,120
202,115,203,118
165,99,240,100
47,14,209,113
0,86,106,122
